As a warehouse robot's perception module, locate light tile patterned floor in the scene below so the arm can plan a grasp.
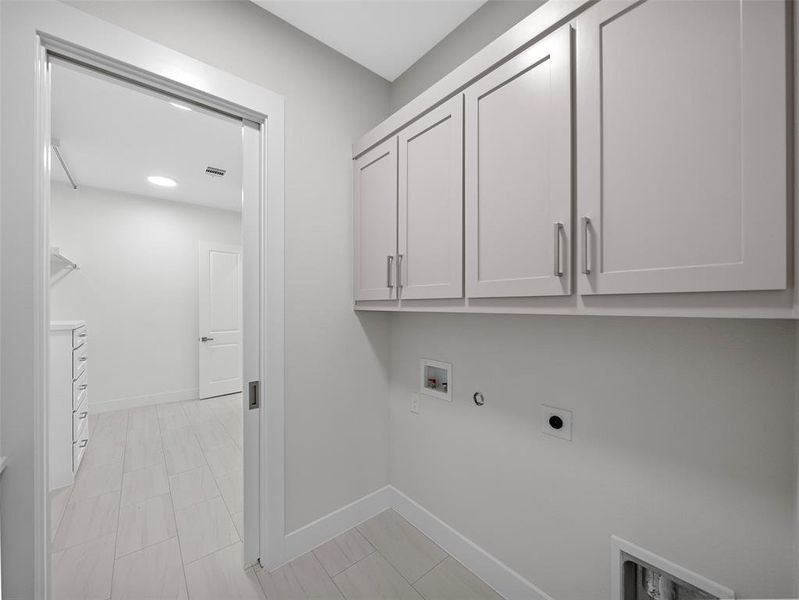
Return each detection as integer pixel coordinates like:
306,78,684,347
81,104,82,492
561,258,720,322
50,395,503,600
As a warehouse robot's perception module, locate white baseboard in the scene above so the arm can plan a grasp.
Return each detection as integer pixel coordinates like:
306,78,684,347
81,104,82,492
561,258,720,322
91,388,199,413
280,485,394,567
390,487,553,600
278,485,551,600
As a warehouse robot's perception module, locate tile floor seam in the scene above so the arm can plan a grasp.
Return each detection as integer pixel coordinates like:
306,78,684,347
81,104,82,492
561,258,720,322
181,538,241,568
178,399,240,570
170,491,222,513
165,405,193,600
113,530,181,560
328,565,350,600
196,407,240,527
336,545,373,578
253,565,269,600
182,405,242,559
369,540,449,589
108,408,130,600
319,545,378,579
289,554,335,600
409,552,449,586
50,479,76,545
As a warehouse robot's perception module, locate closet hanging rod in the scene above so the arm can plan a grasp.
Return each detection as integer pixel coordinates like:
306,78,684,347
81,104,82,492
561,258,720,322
51,139,78,190
51,248,78,271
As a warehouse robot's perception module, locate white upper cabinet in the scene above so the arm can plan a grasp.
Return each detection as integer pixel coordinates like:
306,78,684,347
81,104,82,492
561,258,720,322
354,137,398,301
398,96,464,300
576,0,787,295
465,26,572,298
354,0,791,316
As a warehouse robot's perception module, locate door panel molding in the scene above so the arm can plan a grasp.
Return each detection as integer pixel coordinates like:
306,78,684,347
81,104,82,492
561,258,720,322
398,95,464,300
576,0,787,295
465,26,572,298
354,137,399,301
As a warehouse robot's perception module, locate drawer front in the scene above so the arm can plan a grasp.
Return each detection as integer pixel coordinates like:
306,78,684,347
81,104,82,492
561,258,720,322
73,400,89,440
73,418,89,473
72,325,88,349
73,369,88,409
72,343,88,381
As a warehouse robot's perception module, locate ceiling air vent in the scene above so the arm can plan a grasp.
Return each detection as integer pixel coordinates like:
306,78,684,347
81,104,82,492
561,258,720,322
205,166,227,178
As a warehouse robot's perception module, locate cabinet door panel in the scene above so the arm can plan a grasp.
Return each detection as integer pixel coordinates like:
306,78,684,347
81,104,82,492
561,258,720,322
398,96,463,300
465,26,572,298
577,0,787,295
354,138,397,301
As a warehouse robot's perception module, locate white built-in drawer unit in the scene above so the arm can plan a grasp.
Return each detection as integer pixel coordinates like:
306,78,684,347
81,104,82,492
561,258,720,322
49,321,90,490
73,342,88,381
352,0,793,319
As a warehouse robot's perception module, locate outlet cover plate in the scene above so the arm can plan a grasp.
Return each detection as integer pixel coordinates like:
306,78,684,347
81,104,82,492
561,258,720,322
542,405,572,441
410,392,420,415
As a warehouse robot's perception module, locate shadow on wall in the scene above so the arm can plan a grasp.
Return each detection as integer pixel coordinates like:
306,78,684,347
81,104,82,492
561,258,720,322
355,311,392,380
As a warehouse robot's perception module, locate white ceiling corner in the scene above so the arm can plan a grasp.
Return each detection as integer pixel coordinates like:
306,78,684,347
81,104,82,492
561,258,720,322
252,0,487,81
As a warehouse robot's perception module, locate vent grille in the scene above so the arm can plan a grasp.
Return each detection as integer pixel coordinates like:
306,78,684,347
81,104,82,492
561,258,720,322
205,166,226,178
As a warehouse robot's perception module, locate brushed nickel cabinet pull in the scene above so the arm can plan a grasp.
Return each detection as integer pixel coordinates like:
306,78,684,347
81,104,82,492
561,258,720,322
581,217,592,275
554,222,564,277
386,255,394,289
396,254,404,288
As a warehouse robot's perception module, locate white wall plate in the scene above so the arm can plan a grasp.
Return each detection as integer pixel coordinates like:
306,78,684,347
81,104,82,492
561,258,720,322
541,405,572,441
420,358,451,401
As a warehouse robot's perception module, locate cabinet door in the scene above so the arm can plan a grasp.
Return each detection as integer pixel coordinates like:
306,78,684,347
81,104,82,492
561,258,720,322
354,138,398,301
465,26,572,298
576,0,787,295
398,96,463,300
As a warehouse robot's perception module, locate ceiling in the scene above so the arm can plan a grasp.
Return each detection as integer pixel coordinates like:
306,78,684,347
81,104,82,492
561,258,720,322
253,0,486,81
51,61,243,212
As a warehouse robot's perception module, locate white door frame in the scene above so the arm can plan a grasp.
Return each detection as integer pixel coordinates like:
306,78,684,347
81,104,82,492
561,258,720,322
7,5,286,597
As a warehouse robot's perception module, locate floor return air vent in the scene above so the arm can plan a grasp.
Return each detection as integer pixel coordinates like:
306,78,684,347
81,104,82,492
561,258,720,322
612,537,734,600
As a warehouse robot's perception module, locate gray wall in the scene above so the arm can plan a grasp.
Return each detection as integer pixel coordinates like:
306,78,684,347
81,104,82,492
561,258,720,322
66,0,393,533
388,314,797,598
389,0,545,112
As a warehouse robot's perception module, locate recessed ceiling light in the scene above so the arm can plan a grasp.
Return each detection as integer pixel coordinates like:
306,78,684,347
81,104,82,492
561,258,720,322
169,102,192,111
147,175,177,188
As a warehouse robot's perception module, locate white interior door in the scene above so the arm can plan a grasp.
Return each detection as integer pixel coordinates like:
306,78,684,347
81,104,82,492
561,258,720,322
198,241,242,399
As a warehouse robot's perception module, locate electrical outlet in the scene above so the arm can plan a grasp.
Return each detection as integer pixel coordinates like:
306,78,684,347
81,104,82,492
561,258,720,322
542,405,572,441
410,393,421,415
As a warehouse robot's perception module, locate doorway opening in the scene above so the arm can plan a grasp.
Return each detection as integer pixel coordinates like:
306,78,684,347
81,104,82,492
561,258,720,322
46,58,253,597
